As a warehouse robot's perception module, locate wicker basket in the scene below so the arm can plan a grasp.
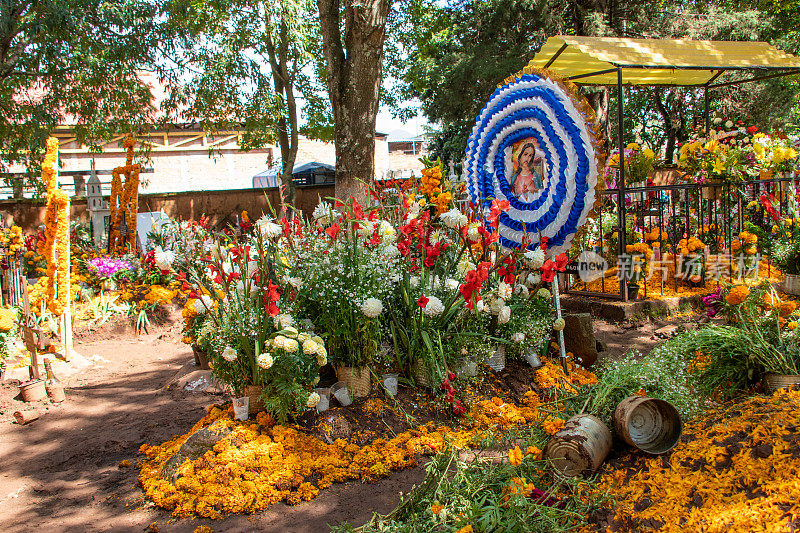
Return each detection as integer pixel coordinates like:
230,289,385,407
411,358,431,388
247,385,265,413
334,366,371,398
763,373,800,394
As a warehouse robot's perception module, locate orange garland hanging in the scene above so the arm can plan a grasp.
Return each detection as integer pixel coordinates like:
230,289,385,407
40,137,70,317
108,135,140,253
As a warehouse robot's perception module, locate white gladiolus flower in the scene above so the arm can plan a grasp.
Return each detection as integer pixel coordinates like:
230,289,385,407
537,288,551,299
446,278,459,291
457,259,476,277
475,300,486,313
306,392,320,408
553,318,566,331
525,249,545,269
423,296,445,316
408,201,421,219
361,297,383,317
194,294,214,314
378,220,396,241
498,282,512,300
511,332,525,343
725,120,734,129
256,353,274,369
221,346,238,362
154,248,174,270
356,221,374,236
498,305,511,324
382,244,400,259
409,276,420,288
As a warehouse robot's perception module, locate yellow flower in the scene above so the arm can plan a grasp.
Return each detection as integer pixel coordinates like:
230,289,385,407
725,285,750,305
627,142,640,151
508,445,523,466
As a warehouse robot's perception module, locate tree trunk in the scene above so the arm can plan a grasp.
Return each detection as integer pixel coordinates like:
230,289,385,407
586,88,610,149
317,0,390,203
654,88,679,164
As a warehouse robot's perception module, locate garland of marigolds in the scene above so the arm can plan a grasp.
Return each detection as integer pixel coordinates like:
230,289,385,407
108,135,140,253
41,137,70,316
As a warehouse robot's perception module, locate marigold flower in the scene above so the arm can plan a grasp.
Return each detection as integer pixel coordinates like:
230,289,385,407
725,285,750,305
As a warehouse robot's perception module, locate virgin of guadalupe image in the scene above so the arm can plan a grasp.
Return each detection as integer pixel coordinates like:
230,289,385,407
509,141,544,202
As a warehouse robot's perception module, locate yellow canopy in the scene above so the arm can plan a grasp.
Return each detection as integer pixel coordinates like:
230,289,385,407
527,36,800,86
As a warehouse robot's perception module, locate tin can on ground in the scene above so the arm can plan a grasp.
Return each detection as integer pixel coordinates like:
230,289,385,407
613,396,682,454
545,413,612,477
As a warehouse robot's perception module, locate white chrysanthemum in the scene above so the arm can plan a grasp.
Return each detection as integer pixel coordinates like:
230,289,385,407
283,326,299,337
498,282,512,300
475,300,486,313
313,202,338,222
306,391,320,408
273,336,287,351
725,120,734,129
553,318,565,331
527,273,541,285
283,338,299,353
525,249,545,270
467,222,481,242
409,276,420,288
221,346,238,362
256,353,274,369
440,208,465,229
498,305,511,325
537,288,551,299
303,339,319,355
194,294,214,314
154,248,174,270
446,278,459,291
361,297,383,318
423,295,445,316
490,298,505,315
511,332,525,343
316,351,327,366
256,216,283,238
429,230,442,245
407,201,421,219
713,117,722,125
283,275,303,288
273,314,295,330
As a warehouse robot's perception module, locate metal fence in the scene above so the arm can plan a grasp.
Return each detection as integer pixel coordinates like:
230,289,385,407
565,173,797,301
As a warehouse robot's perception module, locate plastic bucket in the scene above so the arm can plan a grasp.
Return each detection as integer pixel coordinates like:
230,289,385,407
232,396,249,421
382,373,399,396
20,380,47,402
315,388,331,413
613,396,682,454
487,345,506,371
763,373,800,394
524,351,542,369
545,414,612,477
45,384,66,403
330,381,352,407
454,357,478,378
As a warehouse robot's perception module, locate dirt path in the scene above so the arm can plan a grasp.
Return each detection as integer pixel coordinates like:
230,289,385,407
0,322,426,533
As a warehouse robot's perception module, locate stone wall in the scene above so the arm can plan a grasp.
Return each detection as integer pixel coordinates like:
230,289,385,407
0,185,335,232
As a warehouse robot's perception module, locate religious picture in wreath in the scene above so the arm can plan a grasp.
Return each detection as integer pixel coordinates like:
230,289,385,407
508,138,546,202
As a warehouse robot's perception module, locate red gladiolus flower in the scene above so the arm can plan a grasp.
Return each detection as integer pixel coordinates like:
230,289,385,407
266,280,281,317
326,223,341,239
554,253,569,271
541,259,556,283
746,126,759,135
417,295,429,308
540,236,549,251
448,371,456,381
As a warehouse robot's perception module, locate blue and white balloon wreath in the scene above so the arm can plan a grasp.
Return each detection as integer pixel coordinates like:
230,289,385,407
464,68,603,254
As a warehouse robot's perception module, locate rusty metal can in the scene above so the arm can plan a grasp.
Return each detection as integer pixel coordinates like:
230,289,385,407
613,396,682,454
545,414,613,477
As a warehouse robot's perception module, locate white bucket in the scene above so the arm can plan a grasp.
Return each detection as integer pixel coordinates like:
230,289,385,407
525,351,542,369
454,357,479,378
382,373,399,396
330,381,352,407
232,396,249,421
315,388,331,413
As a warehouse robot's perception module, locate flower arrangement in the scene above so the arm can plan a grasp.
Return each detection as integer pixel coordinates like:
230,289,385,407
108,136,140,253
676,236,705,283
752,132,799,174
87,256,133,280
624,242,652,283
604,143,655,186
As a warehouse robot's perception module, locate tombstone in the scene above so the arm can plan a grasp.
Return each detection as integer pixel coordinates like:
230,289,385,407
138,212,170,250
86,173,110,247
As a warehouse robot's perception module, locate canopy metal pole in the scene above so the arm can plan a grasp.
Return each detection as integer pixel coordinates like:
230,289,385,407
617,67,628,302
704,85,710,134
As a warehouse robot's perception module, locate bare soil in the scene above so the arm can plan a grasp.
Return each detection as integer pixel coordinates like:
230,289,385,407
0,318,427,533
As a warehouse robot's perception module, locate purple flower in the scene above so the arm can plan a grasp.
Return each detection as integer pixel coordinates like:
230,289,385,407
701,286,723,317
88,257,132,278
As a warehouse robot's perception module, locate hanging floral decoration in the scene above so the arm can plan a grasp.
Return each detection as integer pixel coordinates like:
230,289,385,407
108,135,140,253
41,136,70,317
